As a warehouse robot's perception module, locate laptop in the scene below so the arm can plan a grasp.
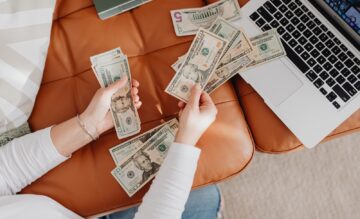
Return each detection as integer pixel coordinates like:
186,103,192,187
232,0,360,148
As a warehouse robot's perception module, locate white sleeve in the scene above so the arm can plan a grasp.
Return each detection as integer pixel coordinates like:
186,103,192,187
0,127,68,196
135,143,201,219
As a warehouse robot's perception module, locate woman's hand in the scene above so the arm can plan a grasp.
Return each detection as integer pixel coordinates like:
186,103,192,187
175,84,218,146
80,78,142,137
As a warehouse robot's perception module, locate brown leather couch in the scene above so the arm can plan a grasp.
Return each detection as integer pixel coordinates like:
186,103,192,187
20,0,360,217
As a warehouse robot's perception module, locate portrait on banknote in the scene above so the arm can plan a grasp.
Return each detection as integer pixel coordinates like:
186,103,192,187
133,151,160,184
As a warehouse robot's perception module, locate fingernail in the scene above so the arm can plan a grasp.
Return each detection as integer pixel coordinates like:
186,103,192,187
195,83,201,89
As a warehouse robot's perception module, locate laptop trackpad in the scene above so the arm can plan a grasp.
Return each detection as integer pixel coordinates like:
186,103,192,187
247,60,303,106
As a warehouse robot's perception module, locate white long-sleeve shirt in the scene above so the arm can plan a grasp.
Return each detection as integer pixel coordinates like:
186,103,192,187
0,128,201,219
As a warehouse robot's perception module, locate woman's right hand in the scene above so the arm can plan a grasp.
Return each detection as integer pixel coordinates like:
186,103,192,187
175,84,218,146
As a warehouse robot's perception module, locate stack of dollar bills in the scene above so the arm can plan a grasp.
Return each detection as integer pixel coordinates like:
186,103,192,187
93,0,152,20
90,48,141,139
167,0,287,102
109,118,179,197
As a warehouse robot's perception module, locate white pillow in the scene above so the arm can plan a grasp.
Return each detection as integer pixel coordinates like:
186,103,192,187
0,0,56,134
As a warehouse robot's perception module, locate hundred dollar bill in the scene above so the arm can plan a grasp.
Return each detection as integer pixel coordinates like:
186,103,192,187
204,54,253,93
111,124,176,197
245,29,286,69
109,118,178,165
170,0,241,36
165,28,229,102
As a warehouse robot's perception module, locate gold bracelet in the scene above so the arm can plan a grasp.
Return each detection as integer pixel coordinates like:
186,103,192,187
76,115,99,141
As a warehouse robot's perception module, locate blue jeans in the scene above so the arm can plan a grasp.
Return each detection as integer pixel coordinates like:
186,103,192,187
103,185,220,219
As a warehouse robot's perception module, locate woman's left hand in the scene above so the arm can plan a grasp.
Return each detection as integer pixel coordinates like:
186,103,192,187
80,78,142,136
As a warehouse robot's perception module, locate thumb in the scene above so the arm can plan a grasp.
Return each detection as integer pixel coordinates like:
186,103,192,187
106,77,128,94
188,84,201,107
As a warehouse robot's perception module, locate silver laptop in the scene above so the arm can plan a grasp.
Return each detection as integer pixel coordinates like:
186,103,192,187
232,0,360,148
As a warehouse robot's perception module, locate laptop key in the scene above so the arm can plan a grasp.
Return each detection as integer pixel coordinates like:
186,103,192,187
317,56,326,65
354,81,360,91
283,33,292,41
334,61,345,71
331,46,341,55
313,27,322,35
353,58,360,65
336,75,346,84
351,66,360,74
256,18,266,27
306,70,318,81
341,68,351,77
340,44,348,52
289,2,297,10
315,42,325,51
320,24,328,32
325,40,335,48
314,78,324,88
333,101,341,109
307,58,316,67
314,18,321,25
289,39,298,47
309,36,318,44
301,5,309,12
280,18,289,26
327,31,335,38
333,85,350,102
270,20,280,28
326,78,336,87
300,14,310,23
347,51,354,58
300,52,310,61
298,36,307,44
308,11,315,19
323,62,332,71
321,48,331,57
290,17,300,26
277,26,286,35
338,52,347,61
333,37,341,45
344,59,354,68
285,11,294,19
294,8,303,17
307,20,316,29
262,24,272,31
292,30,301,39
282,41,310,73
328,55,337,63
320,87,328,95
264,2,277,14
314,64,323,73
342,82,357,96
295,0,302,6
258,7,273,22
295,45,304,54
283,0,291,4
319,33,329,42
329,69,339,78
297,23,306,32
270,0,282,7
286,24,295,32
250,12,260,21
326,92,337,102
303,29,313,38
319,71,329,80
310,50,320,58
279,4,288,13
348,75,358,84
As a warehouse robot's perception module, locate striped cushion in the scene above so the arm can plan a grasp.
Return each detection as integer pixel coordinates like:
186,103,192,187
0,0,55,134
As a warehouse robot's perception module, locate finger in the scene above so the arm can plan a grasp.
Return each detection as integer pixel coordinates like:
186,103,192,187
200,91,215,107
133,95,140,102
131,87,139,95
106,77,128,95
178,109,183,117
132,79,140,87
188,84,202,107
135,101,142,109
178,101,185,109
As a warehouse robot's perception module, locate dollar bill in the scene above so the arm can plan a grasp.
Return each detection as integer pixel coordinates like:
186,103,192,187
171,55,186,72
109,118,179,165
0,122,31,146
111,124,176,197
170,0,241,36
165,28,229,102
245,29,286,69
204,53,253,93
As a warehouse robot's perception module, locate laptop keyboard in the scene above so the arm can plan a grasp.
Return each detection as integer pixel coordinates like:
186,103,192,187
249,0,360,110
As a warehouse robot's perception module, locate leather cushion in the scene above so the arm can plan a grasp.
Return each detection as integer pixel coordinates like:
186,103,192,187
20,0,254,217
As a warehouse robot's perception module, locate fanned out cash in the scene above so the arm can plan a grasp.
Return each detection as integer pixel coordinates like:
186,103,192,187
111,119,179,197
90,48,141,139
165,28,229,102
170,0,241,36
168,17,286,96
109,118,179,165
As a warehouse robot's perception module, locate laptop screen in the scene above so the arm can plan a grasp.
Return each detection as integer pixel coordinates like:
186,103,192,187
313,0,360,49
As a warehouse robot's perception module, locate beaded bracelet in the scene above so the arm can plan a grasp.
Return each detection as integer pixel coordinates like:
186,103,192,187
76,115,99,141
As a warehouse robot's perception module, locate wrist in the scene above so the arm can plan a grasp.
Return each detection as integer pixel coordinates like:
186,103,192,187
175,132,200,146
78,113,99,140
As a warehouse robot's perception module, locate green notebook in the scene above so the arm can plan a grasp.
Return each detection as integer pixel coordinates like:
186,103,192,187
93,0,152,20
